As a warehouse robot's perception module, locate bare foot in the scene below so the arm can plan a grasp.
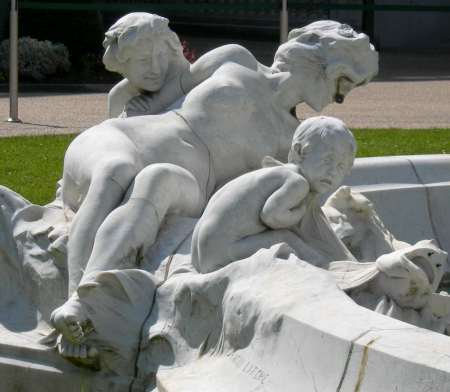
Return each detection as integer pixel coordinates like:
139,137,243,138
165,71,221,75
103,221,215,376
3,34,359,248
50,295,91,344
58,335,99,368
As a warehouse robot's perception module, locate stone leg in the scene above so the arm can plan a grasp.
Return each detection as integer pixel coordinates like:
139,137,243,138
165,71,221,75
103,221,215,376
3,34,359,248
52,163,203,345
231,229,330,268
80,163,203,284
65,159,139,296
194,228,330,274
51,158,139,344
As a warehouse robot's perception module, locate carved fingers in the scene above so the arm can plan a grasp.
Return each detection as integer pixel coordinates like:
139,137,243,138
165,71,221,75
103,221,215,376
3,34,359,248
125,94,154,117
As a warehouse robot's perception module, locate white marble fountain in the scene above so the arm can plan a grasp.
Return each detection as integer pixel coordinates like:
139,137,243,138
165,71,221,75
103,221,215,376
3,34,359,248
1,13,450,392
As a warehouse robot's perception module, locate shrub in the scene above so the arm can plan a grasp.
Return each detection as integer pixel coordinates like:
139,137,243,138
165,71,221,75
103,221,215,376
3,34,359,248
0,37,71,81
80,52,104,78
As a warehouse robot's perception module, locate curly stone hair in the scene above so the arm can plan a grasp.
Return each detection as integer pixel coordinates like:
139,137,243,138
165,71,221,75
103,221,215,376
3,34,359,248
102,12,184,74
273,20,378,87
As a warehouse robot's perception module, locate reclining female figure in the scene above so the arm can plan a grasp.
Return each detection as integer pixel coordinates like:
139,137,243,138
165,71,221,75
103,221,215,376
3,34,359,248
51,21,378,348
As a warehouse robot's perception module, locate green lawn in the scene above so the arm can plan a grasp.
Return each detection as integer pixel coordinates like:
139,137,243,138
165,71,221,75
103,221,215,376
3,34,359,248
1,128,450,205
0,134,75,205
354,128,450,157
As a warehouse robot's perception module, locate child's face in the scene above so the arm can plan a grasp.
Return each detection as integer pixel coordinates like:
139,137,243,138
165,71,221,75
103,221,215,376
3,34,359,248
122,39,170,91
297,139,353,194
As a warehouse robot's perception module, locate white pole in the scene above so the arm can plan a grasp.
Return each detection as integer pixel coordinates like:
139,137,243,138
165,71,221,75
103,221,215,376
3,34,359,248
280,0,288,44
8,0,20,123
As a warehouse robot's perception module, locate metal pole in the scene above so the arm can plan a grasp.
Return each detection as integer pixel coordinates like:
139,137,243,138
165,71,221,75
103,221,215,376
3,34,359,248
280,0,289,44
8,0,21,123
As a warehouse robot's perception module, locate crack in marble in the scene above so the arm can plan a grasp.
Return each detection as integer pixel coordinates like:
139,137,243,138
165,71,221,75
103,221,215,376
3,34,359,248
405,157,443,250
353,337,378,392
336,329,372,392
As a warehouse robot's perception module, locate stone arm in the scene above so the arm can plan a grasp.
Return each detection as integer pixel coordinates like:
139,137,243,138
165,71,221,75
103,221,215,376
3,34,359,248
108,78,140,118
125,44,260,116
260,179,310,229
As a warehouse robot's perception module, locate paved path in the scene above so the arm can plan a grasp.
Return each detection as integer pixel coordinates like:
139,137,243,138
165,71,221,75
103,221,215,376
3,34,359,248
1,80,449,137
297,80,450,129
0,93,107,137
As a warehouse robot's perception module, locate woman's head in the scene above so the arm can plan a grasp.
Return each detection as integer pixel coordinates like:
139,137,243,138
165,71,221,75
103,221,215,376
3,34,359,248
273,21,378,111
103,13,185,91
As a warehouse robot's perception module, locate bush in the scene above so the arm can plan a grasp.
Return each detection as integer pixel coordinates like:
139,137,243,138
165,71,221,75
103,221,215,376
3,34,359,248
0,37,71,81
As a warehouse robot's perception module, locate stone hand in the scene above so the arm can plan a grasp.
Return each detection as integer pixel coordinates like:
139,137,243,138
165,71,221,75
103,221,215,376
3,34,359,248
125,94,153,117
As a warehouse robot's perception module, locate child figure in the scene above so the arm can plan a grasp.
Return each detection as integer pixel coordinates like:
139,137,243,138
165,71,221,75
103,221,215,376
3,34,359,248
191,116,357,273
103,13,189,117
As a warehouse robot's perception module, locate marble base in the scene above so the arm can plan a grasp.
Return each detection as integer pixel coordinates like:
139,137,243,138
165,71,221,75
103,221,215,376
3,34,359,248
155,254,450,392
3,154,450,392
0,327,134,392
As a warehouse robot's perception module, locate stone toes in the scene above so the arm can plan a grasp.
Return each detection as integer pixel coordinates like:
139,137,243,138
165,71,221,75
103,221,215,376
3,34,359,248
58,336,91,359
59,339,71,357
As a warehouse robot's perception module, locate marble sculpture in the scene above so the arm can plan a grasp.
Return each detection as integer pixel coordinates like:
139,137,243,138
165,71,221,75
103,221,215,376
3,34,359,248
1,13,449,391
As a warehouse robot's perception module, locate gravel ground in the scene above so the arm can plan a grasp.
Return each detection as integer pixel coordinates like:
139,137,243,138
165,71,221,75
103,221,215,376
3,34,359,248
297,80,450,129
1,79,449,137
0,93,107,137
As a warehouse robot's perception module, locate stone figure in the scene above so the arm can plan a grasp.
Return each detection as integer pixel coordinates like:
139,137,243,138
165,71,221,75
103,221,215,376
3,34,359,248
103,12,260,119
50,20,378,350
5,14,450,390
103,13,189,117
330,241,450,333
103,16,381,120
191,116,356,273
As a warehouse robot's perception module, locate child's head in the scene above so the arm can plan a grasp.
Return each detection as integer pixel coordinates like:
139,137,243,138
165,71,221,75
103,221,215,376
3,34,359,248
288,116,356,193
102,13,185,91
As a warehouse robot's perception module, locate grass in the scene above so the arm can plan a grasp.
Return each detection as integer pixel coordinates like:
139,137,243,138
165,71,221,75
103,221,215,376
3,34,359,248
353,128,450,157
0,134,76,205
1,128,450,205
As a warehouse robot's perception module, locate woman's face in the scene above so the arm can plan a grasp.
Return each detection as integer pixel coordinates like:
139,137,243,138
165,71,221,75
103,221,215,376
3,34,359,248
122,39,170,92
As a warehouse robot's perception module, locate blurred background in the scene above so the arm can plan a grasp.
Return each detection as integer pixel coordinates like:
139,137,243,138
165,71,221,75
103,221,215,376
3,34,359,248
0,1,449,202
1,0,449,136
0,0,450,84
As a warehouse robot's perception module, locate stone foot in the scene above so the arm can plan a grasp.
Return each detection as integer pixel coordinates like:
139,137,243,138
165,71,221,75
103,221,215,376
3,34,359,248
50,295,92,344
58,334,99,369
